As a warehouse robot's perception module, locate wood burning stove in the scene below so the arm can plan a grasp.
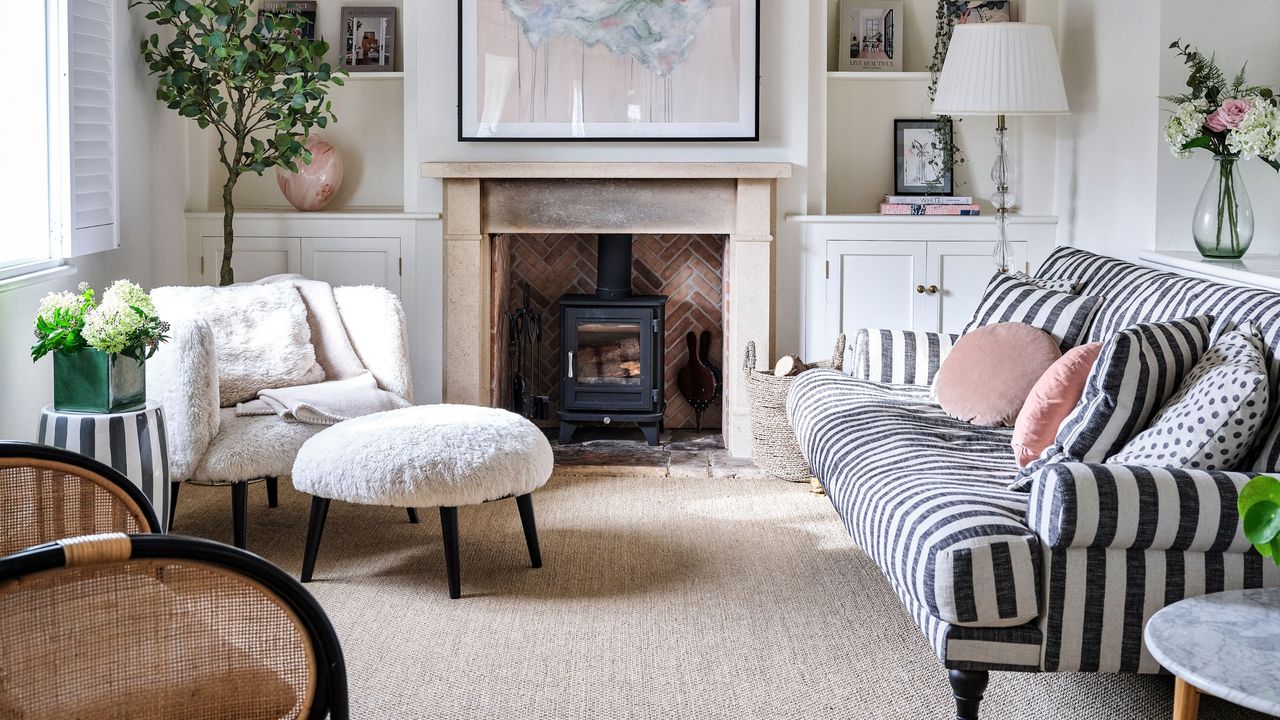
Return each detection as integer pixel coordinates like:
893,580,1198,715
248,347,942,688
559,234,667,446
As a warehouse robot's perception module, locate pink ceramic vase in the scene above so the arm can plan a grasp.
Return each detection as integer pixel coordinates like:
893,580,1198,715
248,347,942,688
276,137,344,211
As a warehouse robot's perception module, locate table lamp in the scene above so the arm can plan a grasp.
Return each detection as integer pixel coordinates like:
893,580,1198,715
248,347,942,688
932,23,1069,271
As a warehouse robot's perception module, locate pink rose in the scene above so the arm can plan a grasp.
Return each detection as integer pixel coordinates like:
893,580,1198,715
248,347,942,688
1206,98,1253,132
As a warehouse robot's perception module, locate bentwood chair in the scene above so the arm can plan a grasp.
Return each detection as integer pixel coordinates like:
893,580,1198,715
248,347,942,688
0,441,162,556
0,533,348,719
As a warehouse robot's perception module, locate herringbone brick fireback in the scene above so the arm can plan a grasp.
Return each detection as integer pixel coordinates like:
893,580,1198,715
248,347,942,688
491,233,724,429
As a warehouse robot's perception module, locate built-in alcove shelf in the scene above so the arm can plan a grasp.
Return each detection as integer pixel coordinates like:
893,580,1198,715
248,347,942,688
827,71,932,82
339,71,405,82
188,208,440,221
1140,250,1280,292
787,213,1057,225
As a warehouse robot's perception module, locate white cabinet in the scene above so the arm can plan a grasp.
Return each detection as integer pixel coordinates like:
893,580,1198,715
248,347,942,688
303,237,402,294
793,215,1060,360
200,236,301,282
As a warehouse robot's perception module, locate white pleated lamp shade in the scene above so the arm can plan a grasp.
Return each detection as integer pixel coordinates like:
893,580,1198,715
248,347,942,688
932,23,1069,116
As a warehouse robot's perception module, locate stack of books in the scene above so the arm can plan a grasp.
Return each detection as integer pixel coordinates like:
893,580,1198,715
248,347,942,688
880,195,981,216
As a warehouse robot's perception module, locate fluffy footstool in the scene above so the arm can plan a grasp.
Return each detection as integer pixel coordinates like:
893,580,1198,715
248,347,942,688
291,404,555,598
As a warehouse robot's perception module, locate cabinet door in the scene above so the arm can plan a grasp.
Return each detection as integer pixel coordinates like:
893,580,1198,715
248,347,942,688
927,241,1028,335
302,237,401,295
826,241,930,341
200,236,301,284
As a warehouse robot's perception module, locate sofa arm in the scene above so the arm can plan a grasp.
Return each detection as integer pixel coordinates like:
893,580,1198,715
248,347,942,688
1027,462,1259,553
334,286,413,403
145,318,219,481
849,328,958,386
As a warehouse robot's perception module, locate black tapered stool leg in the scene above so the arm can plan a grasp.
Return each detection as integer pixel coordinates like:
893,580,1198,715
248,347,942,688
266,476,279,508
301,496,331,583
949,670,989,720
439,506,461,599
168,481,182,532
406,507,420,524
515,493,542,568
231,482,249,549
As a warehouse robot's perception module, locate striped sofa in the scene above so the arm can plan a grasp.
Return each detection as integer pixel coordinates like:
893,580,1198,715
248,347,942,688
787,247,1280,719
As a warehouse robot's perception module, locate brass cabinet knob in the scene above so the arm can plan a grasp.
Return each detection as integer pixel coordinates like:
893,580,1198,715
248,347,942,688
927,285,939,295
915,285,926,294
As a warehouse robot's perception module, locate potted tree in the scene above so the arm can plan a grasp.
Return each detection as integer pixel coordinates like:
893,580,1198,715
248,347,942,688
133,0,345,285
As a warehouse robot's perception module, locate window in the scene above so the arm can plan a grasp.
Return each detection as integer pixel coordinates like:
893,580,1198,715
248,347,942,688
0,0,117,281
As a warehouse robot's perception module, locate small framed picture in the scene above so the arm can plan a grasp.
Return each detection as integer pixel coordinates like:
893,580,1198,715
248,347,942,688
838,1,904,72
895,118,954,196
341,6,396,71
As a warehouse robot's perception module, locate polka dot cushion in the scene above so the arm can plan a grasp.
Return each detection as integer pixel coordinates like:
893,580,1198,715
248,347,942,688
1109,328,1271,470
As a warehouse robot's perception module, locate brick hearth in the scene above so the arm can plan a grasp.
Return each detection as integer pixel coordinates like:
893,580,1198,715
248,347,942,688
491,233,725,429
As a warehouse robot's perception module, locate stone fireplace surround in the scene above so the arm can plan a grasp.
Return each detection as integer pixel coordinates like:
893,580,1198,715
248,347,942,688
420,162,792,458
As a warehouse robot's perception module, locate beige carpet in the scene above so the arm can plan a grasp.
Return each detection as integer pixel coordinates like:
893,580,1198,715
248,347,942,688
172,472,1270,720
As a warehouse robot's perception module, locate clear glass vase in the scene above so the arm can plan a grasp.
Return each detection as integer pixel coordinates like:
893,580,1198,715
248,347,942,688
1193,156,1254,260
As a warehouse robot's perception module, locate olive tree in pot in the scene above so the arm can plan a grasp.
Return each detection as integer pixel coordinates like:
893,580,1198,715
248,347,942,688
133,0,345,285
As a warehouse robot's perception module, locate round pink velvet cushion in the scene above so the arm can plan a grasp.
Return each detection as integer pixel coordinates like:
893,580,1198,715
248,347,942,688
934,322,1063,428
1011,341,1104,467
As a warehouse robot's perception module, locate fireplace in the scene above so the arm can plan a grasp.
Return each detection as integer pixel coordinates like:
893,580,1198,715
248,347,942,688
558,235,667,445
422,162,791,459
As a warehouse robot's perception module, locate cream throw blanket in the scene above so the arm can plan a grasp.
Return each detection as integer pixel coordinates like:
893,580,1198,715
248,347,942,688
234,275,409,425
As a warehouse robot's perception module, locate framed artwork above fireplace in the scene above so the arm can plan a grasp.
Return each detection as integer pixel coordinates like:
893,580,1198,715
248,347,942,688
458,0,760,141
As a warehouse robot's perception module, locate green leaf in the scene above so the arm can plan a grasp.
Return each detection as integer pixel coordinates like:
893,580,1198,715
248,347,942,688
1244,501,1280,546
1181,135,1214,152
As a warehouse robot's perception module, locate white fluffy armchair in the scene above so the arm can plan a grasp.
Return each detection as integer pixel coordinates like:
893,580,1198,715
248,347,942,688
146,285,413,547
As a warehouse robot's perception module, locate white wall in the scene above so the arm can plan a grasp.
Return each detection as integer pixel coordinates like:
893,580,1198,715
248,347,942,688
0,1,187,441
413,1,813,357
1155,0,1280,255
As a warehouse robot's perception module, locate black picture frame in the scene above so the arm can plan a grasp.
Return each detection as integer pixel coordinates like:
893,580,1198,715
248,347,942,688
457,0,761,142
894,118,954,196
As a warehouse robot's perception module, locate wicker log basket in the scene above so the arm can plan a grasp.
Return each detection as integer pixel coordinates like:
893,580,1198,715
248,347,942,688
743,334,846,482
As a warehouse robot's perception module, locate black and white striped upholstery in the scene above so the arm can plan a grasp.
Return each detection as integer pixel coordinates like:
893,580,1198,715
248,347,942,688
961,271,1102,352
849,329,957,386
789,248,1280,674
1036,247,1280,471
788,373,1041,628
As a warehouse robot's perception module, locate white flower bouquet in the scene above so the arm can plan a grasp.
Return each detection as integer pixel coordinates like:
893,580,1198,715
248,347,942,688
32,280,169,362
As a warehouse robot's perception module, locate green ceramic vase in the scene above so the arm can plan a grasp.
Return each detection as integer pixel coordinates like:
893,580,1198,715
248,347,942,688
53,349,146,413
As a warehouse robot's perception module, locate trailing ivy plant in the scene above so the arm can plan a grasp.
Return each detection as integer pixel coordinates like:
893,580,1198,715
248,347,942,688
927,0,968,192
132,0,345,285
1240,475,1280,564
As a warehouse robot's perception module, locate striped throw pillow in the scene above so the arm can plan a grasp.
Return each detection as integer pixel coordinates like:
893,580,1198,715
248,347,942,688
962,271,1101,352
1010,315,1215,490
850,329,958,386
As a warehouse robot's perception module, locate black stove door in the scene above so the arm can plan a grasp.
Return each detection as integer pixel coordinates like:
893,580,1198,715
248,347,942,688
562,307,657,413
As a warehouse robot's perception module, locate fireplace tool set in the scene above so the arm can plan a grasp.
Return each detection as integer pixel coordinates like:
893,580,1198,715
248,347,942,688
676,330,722,431
508,283,550,421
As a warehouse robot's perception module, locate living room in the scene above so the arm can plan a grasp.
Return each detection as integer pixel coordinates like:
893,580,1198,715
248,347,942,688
3,1,1280,718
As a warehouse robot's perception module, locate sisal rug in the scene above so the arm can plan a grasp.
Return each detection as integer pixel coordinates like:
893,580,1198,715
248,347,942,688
171,472,1270,719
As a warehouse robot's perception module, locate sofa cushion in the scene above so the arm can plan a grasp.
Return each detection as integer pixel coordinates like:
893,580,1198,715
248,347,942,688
1109,328,1270,470
1012,342,1103,467
850,329,958,386
1013,316,1215,490
1035,247,1280,471
961,271,1102,352
934,322,1062,427
788,370,1041,628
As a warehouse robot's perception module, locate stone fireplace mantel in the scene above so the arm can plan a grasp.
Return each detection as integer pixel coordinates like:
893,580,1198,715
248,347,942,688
422,162,792,458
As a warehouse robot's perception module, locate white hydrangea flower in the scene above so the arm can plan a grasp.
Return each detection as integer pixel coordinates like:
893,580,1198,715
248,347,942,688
35,291,83,326
1164,99,1209,159
1227,98,1280,161
101,279,155,316
83,295,146,354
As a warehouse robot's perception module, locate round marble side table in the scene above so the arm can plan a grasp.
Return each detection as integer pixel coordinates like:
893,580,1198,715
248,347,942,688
1145,588,1280,720
37,402,171,532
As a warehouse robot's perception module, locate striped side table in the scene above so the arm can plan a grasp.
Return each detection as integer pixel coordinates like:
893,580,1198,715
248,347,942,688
38,402,171,532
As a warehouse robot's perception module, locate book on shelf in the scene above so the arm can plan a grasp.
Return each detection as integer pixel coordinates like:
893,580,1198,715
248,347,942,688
882,195,975,205
880,203,981,216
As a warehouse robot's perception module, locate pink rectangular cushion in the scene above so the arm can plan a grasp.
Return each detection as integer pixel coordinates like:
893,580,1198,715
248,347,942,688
1012,342,1104,467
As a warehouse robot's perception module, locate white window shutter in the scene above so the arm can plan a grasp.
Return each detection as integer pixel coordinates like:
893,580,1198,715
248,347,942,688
52,0,118,257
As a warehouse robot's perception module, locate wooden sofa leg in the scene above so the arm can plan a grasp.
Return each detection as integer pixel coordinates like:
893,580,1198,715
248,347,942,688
406,507,420,524
515,494,542,568
168,481,182,532
440,506,461,599
948,670,989,720
266,476,279,508
301,496,331,583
